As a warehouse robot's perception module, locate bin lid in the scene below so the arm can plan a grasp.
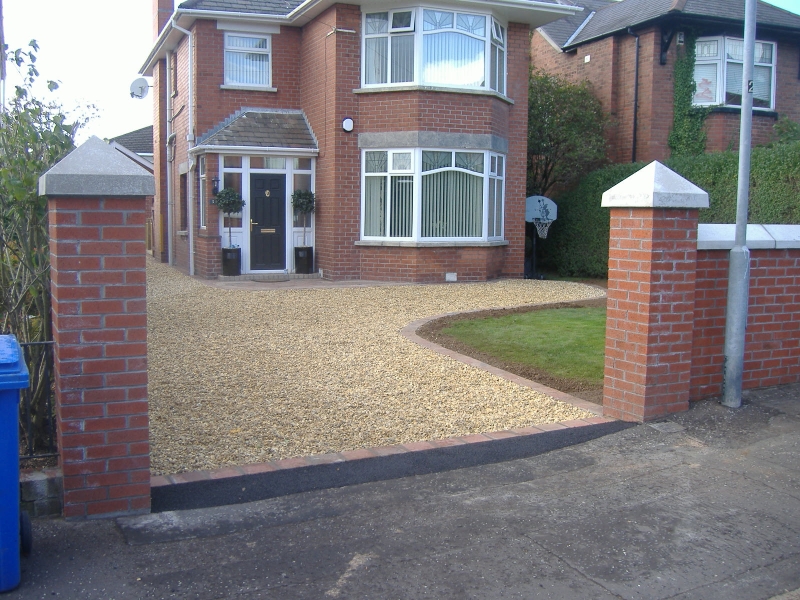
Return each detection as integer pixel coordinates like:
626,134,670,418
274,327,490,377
0,335,30,390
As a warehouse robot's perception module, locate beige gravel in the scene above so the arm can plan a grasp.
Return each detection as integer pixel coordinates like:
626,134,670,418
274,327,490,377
147,260,606,475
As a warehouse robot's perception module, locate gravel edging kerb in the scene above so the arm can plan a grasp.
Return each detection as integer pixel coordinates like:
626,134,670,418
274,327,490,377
400,299,606,417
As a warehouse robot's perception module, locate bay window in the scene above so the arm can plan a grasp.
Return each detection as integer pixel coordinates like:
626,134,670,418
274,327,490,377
362,149,505,241
693,36,776,109
363,8,507,95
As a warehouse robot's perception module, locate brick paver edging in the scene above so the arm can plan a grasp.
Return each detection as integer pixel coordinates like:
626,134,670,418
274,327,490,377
152,300,610,494
400,302,605,417
151,415,616,489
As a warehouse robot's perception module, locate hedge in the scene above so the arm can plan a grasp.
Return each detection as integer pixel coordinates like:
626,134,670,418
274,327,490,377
539,140,800,277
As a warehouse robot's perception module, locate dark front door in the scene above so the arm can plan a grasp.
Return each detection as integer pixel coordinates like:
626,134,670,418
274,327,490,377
250,174,286,271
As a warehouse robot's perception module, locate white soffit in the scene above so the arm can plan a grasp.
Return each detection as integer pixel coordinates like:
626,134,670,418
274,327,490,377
601,161,709,209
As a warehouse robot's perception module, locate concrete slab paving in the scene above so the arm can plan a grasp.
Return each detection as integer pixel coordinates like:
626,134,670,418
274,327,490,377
7,384,800,599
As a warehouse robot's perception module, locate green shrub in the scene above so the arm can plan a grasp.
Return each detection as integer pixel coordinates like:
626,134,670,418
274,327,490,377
538,163,641,277
541,140,800,277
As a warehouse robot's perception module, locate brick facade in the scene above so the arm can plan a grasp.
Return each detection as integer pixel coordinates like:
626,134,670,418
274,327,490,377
151,3,531,282
532,22,800,164
48,195,150,518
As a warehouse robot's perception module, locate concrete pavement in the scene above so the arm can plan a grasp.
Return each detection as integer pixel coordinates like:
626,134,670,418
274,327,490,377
8,383,800,599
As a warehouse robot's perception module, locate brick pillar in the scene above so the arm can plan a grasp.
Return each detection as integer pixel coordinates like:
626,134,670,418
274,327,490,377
601,162,709,422
40,137,155,518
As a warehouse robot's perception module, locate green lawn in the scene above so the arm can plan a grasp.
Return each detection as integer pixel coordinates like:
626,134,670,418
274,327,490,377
441,306,606,384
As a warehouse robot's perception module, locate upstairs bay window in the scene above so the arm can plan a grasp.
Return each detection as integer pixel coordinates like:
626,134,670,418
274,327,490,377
224,33,271,88
363,8,507,95
362,149,505,242
693,36,776,109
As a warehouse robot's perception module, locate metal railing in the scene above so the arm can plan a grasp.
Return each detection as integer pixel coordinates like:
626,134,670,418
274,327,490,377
18,341,57,459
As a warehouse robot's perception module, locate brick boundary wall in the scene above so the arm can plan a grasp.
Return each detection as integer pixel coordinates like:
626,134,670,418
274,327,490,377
691,248,800,399
48,196,151,518
600,162,800,422
603,208,698,421
41,136,154,518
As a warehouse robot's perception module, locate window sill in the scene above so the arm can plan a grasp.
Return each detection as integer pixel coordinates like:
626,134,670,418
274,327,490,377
177,230,188,238
356,239,509,248
694,105,778,119
220,84,277,92
354,85,514,105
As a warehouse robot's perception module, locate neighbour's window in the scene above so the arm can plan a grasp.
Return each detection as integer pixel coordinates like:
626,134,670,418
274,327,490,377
363,8,507,94
362,149,504,241
693,36,776,109
224,33,271,87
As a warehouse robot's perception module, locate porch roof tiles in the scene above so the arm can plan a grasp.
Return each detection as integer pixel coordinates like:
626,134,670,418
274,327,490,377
197,110,317,150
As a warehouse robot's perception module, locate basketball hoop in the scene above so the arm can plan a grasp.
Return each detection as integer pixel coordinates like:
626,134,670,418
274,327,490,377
533,219,553,239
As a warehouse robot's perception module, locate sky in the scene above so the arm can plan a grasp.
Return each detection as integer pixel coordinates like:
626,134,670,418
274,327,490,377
1,0,799,145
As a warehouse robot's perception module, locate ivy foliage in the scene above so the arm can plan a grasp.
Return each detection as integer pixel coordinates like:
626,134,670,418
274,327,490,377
668,34,710,156
527,69,608,196
540,140,800,277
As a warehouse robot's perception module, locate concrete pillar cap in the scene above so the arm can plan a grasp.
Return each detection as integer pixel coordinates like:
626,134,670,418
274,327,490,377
601,161,709,209
39,136,155,197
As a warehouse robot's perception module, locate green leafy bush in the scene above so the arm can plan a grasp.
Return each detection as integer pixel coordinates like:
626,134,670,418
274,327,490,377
541,141,800,277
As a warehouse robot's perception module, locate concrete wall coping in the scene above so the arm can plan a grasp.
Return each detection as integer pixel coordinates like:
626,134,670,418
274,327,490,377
39,136,155,197
698,224,800,250
602,161,709,209
358,131,509,154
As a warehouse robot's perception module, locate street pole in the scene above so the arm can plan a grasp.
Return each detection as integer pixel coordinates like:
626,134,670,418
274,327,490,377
722,0,757,408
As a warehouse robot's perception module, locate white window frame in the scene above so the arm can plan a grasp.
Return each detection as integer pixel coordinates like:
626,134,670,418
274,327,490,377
693,36,777,110
361,148,505,242
224,32,272,89
361,7,507,95
198,155,207,229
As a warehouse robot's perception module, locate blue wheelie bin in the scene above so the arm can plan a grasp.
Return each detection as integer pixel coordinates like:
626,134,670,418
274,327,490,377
0,335,30,592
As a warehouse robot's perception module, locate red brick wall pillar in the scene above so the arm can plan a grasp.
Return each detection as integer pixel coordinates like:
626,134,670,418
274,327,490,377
40,137,154,518
601,162,708,422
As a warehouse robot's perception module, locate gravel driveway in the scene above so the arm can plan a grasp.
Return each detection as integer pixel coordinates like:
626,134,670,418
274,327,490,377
147,261,606,475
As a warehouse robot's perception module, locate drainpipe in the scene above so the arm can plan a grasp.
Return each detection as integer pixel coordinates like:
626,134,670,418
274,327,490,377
165,50,175,266
627,28,640,163
173,22,196,276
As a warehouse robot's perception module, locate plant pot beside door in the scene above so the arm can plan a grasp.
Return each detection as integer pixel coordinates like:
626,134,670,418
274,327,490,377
291,189,316,274
215,187,246,277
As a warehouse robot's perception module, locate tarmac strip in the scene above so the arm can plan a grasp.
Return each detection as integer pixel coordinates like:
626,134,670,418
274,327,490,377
151,418,633,512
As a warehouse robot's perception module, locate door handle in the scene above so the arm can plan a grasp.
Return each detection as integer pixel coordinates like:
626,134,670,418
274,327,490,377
250,219,258,232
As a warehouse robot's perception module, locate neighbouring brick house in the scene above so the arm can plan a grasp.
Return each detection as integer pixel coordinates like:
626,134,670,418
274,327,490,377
141,0,579,281
532,0,800,164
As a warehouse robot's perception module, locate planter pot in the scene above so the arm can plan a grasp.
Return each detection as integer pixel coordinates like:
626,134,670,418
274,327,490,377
294,246,314,274
221,247,241,276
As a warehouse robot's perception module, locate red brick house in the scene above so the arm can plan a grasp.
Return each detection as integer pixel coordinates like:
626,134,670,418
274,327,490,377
141,0,579,281
532,0,800,164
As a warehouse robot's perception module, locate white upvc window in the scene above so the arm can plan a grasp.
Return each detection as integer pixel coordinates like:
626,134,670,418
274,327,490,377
362,8,507,95
362,149,505,242
224,33,271,87
198,155,207,229
693,36,776,110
